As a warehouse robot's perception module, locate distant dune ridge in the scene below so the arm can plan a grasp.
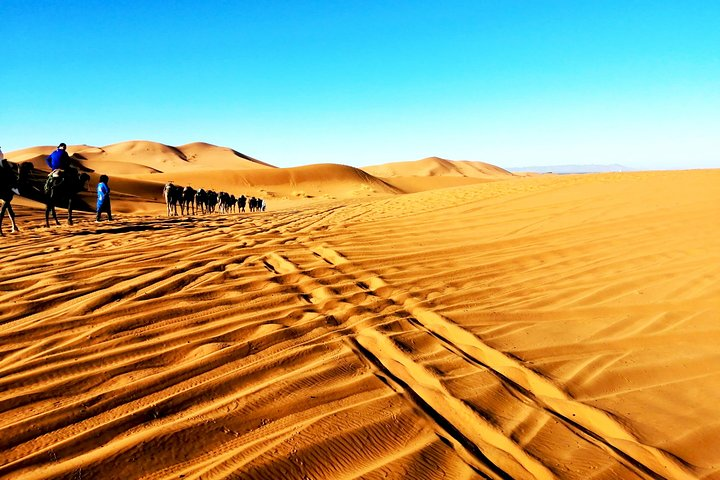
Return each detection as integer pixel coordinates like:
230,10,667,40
7,141,273,176
5,142,512,212
359,156,516,193
361,156,515,178
1,140,719,479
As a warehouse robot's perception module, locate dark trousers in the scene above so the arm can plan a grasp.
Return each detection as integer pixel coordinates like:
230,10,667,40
96,198,112,221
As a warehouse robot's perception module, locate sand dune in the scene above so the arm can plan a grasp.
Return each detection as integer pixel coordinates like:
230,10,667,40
1,149,719,479
6,145,513,211
361,156,514,178
95,141,273,172
6,141,272,177
361,156,516,193
4,142,405,213
130,163,403,204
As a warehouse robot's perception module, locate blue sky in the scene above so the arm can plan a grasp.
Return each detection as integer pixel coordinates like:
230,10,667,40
2,1,719,169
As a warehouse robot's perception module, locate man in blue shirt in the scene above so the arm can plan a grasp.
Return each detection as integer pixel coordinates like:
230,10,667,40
96,174,112,221
46,143,70,171
44,143,72,194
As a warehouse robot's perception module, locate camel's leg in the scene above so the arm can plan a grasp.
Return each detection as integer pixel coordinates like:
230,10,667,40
67,198,74,225
47,202,59,226
6,204,19,232
0,200,6,236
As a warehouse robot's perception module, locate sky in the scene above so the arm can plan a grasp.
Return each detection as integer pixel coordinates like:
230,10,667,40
2,1,719,170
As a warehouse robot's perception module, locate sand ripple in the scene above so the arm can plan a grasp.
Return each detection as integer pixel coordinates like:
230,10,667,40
1,170,719,479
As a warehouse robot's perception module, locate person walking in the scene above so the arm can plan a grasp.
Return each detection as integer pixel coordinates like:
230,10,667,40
96,174,112,222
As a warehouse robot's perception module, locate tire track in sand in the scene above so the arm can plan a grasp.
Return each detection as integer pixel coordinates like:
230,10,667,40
264,243,696,480
262,251,549,480
1,213,465,480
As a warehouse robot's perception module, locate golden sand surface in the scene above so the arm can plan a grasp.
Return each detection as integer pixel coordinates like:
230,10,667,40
1,143,718,479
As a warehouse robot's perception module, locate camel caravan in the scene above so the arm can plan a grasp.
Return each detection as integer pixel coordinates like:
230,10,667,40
0,143,267,236
1,158,91,235
162,182,266,217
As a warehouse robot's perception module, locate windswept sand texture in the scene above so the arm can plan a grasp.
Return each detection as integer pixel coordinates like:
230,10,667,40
1,144,719,479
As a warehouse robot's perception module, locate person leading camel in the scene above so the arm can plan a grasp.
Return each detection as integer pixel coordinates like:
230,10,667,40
96,174,112,222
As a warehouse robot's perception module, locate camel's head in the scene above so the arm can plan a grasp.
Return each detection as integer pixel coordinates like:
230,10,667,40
80,173,91,191
17,162,34,184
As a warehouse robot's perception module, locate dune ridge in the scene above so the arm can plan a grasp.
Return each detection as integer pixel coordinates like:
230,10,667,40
360,156,516,193
6,141,272,176
1,165,718,478
361,156,514,178
5,142,410,214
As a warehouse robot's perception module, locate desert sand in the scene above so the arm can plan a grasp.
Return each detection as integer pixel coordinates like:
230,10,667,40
1,142,719,479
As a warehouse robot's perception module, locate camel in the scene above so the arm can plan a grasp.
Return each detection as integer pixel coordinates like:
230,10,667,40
194,188,207,214
218,191,230,213
43,167,91,227
181,186,196,215
206,190,218,213
163,182,182,216
0,160,20,236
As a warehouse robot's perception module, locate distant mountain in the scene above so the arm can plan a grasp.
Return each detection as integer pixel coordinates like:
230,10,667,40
507,164,633,174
